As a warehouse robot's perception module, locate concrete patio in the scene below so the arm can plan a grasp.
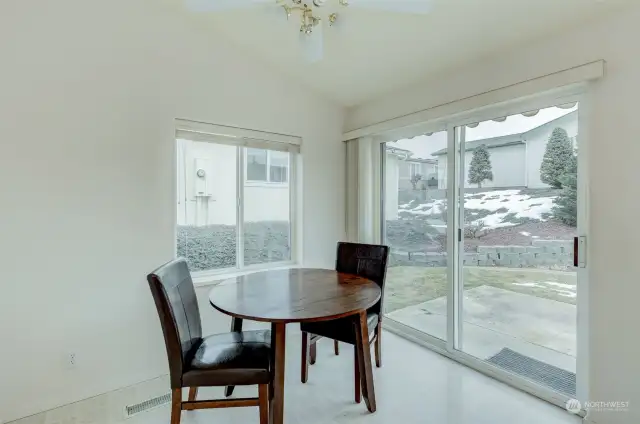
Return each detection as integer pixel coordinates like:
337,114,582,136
386,285,577,373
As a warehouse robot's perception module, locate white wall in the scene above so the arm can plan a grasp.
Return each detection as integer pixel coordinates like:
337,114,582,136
346,7,640,424
0,0,344,421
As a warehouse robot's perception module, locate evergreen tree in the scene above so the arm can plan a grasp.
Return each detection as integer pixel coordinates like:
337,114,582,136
552,152,577,227
540,127,574,189
468,144,493,188
410,173,423,190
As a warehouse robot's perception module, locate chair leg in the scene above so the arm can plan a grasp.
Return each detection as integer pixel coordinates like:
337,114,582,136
224,386,234,398
334,340,340,356
375,321,382,368
187,387,198,402
225,317,244,397
301,331,309,383
171,388,182,424
354,346,361,404
309,340,317,365
355,311,377,413
258,384,269,424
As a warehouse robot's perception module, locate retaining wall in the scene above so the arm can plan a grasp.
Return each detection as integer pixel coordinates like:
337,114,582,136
391,240,574,269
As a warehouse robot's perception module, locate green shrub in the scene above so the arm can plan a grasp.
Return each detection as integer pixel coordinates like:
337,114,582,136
176,222,290,271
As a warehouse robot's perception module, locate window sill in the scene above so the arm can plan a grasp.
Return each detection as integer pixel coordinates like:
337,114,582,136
192,263,299,288
245,181,289,188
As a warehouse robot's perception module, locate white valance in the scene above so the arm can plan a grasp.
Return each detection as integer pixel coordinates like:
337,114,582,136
176,119,301,153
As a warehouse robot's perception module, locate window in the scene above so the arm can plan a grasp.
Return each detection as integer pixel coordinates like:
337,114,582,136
270,151,289,183
409,162,421,178
175,122,298,275
247,148,268,181
246,149,289,184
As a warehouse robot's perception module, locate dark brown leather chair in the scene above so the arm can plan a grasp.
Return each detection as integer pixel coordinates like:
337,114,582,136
147,259,271,424
300,242,389,404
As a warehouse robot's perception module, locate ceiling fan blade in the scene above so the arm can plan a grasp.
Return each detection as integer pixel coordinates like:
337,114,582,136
185,0,274,12
346,0,432,14
300,23,324,63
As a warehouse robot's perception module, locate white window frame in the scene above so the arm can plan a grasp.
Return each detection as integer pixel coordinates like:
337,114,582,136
174,120,301,283
245,149,290,185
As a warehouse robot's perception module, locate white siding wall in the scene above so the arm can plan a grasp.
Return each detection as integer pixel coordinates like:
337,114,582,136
437,144,526,189
176,140,289,226
397,160,411,189
422,162,438,186
464,144,526,188
384,155,400,220
177,139,237,226
245,185,289,222
437,156,447,189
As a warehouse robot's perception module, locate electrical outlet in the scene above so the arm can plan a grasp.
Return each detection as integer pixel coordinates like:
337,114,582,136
68,353,77,369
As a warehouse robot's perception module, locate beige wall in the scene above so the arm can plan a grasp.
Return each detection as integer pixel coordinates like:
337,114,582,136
346,7,640,424
0,0,344,421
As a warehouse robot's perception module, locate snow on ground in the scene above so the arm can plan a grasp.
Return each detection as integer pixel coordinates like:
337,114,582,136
399,190,557,229
513,281,576,298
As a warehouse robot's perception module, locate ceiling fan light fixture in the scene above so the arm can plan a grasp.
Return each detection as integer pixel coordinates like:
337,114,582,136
188,0,432,62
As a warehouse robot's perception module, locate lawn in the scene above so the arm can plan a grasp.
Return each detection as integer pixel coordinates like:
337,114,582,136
384,266,577,313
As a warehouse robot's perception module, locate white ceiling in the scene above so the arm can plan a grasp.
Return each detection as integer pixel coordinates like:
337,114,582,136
176,0,631,106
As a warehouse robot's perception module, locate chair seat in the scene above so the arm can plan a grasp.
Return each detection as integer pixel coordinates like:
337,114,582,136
300,312,378,345
182,330,271,387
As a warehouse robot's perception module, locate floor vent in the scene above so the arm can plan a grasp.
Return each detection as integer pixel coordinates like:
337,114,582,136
125,393,171,418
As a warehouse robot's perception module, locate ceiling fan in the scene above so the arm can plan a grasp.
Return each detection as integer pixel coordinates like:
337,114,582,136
185,0,432,62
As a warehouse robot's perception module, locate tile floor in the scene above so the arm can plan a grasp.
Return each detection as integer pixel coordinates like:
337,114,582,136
9,330,581,424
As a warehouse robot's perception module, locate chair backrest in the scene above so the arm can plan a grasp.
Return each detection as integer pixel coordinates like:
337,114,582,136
335,242,390,316
147,258,202,388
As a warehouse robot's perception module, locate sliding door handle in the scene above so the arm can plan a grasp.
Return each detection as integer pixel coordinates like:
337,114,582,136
574,236,587,268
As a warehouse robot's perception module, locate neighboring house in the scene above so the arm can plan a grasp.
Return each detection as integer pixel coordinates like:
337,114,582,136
176,139,290,226
385,146,440,220
386,146,439,190
399,157,439,189
433,110,577,189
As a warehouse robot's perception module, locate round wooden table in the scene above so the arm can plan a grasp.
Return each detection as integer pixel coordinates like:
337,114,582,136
209,268,381,424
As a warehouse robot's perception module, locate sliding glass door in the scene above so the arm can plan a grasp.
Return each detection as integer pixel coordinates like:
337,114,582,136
453,103,580,398
381,127,449,342
380,95,585,406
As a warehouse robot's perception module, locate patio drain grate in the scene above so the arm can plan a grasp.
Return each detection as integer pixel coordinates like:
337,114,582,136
487,348,576,396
